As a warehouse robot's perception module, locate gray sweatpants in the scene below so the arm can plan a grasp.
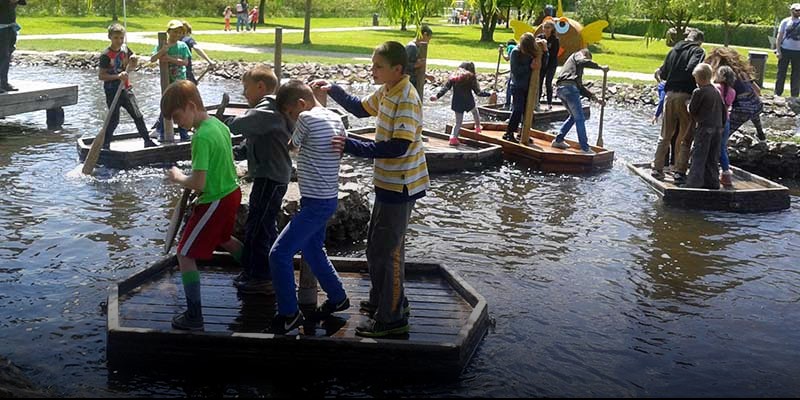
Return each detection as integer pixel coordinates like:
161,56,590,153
366,199,415,324
685,126,722,190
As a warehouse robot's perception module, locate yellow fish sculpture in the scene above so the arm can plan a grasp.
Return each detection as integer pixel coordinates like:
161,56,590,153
510,0,607,65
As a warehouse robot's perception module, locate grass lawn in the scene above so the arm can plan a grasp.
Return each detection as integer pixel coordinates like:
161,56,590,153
16,16,373,35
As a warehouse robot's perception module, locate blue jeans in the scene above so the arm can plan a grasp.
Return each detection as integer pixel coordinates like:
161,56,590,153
242,178,287,280
555,85,589,151
269,197,346,316
505,80,514,110
236,14,248,31
719,118,731,171
155,114,190,141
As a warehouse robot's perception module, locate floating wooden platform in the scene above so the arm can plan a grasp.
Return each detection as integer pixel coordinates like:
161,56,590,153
628,162,790,212
449,122,614,173
0,80,78,129
477,101,590,123
106,254,489,379
347,127,502,173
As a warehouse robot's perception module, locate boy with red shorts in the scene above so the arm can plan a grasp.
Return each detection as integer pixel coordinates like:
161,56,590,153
163,80,243,331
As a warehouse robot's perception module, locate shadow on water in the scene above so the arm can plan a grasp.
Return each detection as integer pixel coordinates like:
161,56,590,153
1,66,800,397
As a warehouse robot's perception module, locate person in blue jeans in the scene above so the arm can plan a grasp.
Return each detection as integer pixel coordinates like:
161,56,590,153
267,80,350,335
550,49,608,154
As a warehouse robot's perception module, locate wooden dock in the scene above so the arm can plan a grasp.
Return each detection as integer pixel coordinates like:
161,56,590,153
107,254,490,379
477,101,590,123
450,122,614,173
628,162,790,212
347,127,502,173
0,80,78,130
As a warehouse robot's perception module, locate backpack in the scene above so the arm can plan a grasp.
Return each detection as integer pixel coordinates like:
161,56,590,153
786,20,800,41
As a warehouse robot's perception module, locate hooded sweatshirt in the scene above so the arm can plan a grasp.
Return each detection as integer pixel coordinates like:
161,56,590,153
225,96,292,183
658,40,706,94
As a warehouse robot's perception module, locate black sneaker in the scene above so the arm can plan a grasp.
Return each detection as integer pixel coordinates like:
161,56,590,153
502,133,516,142
673,172,687,185
171,311,204,331
355,317,409,338
233,271,249,285
265,311,304,334
235,278,275,296
311,297,350,320
359,297,410,318
144,140,158,148
1,83,18,92
651,170,665,180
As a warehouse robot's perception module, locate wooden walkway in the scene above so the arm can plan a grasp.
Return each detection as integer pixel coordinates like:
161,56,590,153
0,80,78,129
108,255,489,378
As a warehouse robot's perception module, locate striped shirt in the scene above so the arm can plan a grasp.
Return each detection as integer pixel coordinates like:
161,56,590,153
361,76,429,195
292,107,346,199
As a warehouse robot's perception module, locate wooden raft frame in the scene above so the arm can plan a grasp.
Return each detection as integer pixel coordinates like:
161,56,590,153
627,162,790,212
347,127,503,173
477,101,591,123
106,255,490,379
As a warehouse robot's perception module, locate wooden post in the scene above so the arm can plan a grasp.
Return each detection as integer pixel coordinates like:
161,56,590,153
596,68,608,148
312,86,327,107
519,44,543,147
490,46,501,105
297,258,318,309
158,32,175,144
274,27,283,89
415,41,428,100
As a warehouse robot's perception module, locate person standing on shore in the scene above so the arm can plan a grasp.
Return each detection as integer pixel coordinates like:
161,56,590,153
0,0,25,93
774,3,800,97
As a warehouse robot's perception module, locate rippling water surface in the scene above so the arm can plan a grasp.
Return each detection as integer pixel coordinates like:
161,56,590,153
1,67,799,397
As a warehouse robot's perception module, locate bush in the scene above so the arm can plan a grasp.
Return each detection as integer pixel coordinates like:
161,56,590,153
614,18,775,48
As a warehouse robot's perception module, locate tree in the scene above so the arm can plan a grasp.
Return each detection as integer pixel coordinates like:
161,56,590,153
636,0,697,44
700,0,784,46
303,0,312,44
374,0,445,33
577,0,632,39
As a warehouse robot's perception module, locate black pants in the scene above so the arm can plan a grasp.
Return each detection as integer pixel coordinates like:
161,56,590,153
104,87,151,147
242,178,288,280
505,85,529,136
685,126,722,189
539,62,557,106
0,27,17,86
775,48,800,97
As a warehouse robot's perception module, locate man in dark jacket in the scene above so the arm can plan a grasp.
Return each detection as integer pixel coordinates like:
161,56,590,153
0,0,25,93
651,28,705,183
225,65,292,295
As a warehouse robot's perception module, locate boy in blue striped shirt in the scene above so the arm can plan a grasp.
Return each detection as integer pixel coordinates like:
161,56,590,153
267,80,350,334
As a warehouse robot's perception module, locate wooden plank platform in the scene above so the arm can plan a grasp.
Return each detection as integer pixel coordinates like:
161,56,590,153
206,101,350,129
347,127,502,173
0,80,78,129
628,162,790,212
107,255,490,379
449,121,614,173
477,101,590,123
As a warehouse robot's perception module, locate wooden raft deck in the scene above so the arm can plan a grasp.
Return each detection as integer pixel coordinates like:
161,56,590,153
0,80,78,129
628,162,790,212
477,101,590,123
347,127,502,173
449,121,614,173
107,255,490,379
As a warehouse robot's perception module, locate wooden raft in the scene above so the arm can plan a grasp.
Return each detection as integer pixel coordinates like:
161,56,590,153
107,254,490,379
477,101,591,123
347,127,502,173
628,162,790,212
0,80,78,129
449,121,614,173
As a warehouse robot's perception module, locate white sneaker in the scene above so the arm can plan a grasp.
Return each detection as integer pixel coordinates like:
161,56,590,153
581,148,596,155
551,139,570,149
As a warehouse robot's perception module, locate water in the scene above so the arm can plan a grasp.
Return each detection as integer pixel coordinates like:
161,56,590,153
1,66,799,397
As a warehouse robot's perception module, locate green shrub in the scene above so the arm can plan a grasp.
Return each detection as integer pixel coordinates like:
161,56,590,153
614,18,775,48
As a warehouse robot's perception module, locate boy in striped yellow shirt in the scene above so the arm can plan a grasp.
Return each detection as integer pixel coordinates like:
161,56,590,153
313,41,428,337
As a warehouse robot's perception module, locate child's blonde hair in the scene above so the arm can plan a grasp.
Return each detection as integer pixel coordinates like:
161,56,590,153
107,23,125,37
692,63,712,83
242,65,278,94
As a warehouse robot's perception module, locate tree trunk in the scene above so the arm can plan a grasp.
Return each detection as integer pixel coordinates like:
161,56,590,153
724,22,730,46
479,2,497,42
258,0,266,24
401,18,407,31
111,0,117,21
506,7,510,28
303,0,312,44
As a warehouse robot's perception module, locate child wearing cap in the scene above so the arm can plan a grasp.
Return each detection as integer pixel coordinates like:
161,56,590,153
151,19,193,141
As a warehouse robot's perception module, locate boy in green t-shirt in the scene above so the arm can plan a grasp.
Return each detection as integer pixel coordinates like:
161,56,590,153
151,19,192,141
163,80,243,331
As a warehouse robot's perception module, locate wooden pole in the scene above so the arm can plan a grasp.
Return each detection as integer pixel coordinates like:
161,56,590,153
194,64,212,85
596,68,608,148
81,79,125,175
158,32,175,144
415,41,428,101
519,44,543,147
274,27,283,89
489,47,501,105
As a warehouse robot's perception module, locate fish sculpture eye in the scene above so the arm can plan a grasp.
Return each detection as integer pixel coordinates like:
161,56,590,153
555,17,570,34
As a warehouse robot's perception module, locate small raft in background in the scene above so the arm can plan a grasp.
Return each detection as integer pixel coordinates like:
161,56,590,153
477,101,590,123
449,121,614,173
347,127,502,173
627,162,790,212
106,254,490,379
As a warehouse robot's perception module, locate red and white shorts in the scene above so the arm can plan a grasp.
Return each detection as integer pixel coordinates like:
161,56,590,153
177,187,241,259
